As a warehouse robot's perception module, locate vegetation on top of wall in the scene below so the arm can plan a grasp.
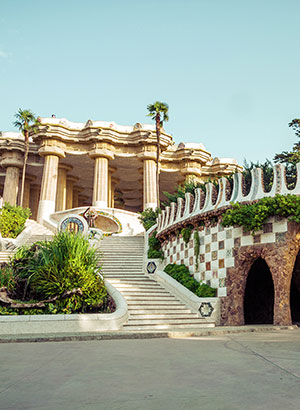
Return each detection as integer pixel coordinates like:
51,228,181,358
164,264,217,297
138,208,161,231
0,232,114,315
0,203,31,238
148,230,164,260
222,194,300,233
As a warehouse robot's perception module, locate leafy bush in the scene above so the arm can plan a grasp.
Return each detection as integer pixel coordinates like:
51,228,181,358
138,208,160,230
0,232,110,314
148,230,164,260
222,194,300,233
181,226,193,246
194,230,200,271
164,264,217,297
0,203,31,238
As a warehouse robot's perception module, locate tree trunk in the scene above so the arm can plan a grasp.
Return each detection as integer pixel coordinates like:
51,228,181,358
156,114,161,208
19,130,29,207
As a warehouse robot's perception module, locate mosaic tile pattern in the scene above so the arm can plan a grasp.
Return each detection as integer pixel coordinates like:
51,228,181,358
161,217,288,298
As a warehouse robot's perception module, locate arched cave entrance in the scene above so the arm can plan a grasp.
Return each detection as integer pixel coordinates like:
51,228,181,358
290,251,300,324
244,258,274,324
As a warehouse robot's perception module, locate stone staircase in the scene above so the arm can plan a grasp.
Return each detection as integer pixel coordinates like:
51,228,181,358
23,220,54,245
99,236,215,331
0,220,54,263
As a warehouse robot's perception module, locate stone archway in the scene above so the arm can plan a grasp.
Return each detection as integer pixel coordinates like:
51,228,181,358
290,250,300,323
244,258,274,324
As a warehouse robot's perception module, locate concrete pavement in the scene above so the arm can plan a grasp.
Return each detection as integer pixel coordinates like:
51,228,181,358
0,329,299,410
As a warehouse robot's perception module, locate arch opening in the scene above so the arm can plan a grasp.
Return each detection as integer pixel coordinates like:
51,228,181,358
290,251,300,324
244,258,274,324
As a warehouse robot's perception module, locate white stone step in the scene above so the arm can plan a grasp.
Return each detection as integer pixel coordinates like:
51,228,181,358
128,313,199,320
123,323,215,331
129,309,194,314
126,300,183,306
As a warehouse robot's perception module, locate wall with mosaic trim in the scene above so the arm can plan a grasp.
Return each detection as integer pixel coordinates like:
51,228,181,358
157,163,300,235
154,164,300,326
161,217,288,297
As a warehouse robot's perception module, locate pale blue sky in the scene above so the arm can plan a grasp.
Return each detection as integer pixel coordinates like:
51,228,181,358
1,0,300,165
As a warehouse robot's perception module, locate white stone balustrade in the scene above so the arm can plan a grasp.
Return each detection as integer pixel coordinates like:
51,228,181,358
157,164,300,234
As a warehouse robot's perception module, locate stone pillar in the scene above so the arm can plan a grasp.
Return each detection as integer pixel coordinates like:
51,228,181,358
1,151,23,206
89,149,114,208
143,159,157,210
66,176,78,210
37,146,65,223
55,164,72,212
110,177,119,208
23,175,36,209
29,184,40,220
73,186,82,208
108,167,117,208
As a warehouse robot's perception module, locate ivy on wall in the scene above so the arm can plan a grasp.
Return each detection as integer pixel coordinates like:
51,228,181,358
222,194,300,233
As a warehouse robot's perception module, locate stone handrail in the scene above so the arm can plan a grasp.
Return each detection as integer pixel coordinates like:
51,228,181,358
157,163,300,234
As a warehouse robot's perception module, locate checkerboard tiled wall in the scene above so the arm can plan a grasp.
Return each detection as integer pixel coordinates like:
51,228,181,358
161,217,288,297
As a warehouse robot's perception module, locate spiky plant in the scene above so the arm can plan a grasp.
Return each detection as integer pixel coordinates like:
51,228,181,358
147,102,169,208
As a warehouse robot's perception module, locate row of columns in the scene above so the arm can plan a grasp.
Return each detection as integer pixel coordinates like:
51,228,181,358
1,147,164,223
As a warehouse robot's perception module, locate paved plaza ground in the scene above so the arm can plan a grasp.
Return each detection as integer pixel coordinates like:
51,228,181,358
0,329,299,410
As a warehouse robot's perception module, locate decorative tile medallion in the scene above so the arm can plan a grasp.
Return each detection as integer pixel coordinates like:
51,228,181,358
147,261,157,274
199,302,214,317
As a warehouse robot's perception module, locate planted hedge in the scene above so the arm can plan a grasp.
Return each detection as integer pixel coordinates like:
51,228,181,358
0,203,31,238
0,232,114,315
164,264,217,297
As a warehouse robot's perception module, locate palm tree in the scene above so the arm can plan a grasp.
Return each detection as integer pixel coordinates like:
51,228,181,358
147,101,169,207
14,109,38,207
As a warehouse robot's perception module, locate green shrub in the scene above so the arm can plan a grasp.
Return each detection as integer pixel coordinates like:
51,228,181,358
138,208,160,231
0,203,31,238
222,194,300,233
181,226,193,246
148,230,164,260
164,264,217,297
0,232,108,314
194,230,200,271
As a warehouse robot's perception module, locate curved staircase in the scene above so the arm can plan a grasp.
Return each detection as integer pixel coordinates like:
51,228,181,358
99,236,215,331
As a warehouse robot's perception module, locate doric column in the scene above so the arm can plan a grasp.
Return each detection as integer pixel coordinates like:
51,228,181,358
89,149,114,208
37,146,65,223
72,186,82,208
143,159,158,210
110,177,119,208
108,167,117,208
66,176,78,210
55,164,72,212
138,151,157,210
1,151,23,206
23,175,36,209
29,184,40,220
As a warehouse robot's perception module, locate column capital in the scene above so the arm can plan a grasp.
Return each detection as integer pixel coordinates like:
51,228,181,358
66,175,79,184
137,152,157,161
38,146,65,158
109,166,117,174
111,177,120,185
73,185,84,192
25,174,36,183
59,163,73,172
0,151,24,169
89,149,114,161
